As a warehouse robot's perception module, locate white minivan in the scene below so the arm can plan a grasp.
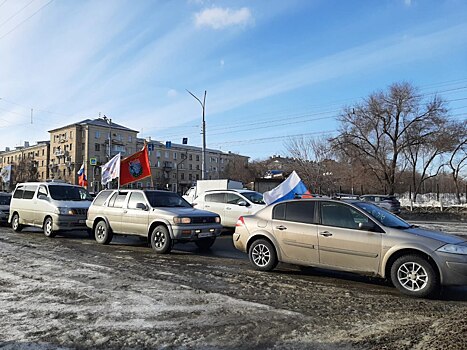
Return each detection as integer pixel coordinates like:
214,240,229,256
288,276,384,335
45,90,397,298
9,181,93,237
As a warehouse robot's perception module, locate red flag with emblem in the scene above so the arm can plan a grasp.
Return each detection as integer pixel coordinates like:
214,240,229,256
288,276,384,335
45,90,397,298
119,146,151,186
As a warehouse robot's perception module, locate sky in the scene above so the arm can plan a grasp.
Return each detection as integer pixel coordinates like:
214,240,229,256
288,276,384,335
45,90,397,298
0,0,466,161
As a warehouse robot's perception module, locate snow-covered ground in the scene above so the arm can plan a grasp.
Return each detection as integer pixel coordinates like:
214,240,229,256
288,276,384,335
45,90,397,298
398,192,467,208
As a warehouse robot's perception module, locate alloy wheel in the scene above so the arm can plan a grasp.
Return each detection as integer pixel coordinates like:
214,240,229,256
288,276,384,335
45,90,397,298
252,243,271,267
397,262,428,292
153,230,166,249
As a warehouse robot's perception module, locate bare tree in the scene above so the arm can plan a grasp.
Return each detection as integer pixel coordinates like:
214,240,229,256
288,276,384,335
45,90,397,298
221,155,255,184
403,120,457,201
447,120,467,204
333,82,448,195
284,135,334,192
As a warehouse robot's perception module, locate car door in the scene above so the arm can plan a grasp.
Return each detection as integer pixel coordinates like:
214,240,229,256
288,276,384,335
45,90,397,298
317,201,382,274
272,201,319,264
21,185,38,225
34,185,50,226
224,193,250,227
121,191,149,235
200,192,226,219
104,191,128,233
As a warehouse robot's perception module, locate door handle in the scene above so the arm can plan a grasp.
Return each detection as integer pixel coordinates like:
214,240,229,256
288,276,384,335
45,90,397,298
226,207,231,210
123,210,128,214
276,225,287,230
320,231,332,237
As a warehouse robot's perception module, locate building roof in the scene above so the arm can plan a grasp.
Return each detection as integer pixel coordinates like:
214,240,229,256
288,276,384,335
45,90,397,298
48,117,138,133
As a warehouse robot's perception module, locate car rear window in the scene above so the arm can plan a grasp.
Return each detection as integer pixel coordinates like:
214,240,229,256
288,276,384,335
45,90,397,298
0,194,11,205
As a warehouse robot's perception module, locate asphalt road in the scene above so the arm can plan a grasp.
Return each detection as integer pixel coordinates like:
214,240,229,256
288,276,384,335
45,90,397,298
1,221,467,349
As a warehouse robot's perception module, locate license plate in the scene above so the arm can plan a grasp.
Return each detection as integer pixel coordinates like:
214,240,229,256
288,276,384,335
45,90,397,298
198,232,213,238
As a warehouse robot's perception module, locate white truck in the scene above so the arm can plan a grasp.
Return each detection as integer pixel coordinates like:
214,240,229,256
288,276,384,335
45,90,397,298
183,179,243,204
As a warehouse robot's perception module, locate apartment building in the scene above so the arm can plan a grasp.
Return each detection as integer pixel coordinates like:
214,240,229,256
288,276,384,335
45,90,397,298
48,117,138,191
0,141,50,189
133,138,249,194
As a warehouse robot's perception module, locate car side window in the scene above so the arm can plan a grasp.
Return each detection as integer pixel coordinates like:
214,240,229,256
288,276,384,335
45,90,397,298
321,202,363,229
23,185,37,200
285,201,316,224
108,192,127,208
226,193,242,205
127,192,146,209
272,203,286,220
93,190,113,206
205,193,225,203
38,185,48,197
13,186,24,199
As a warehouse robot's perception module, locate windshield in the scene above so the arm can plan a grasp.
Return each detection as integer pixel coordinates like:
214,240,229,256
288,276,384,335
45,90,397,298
354,202,410,229
145,191,192,208
241,191,266,205
0,195,11,205
49,185,93,201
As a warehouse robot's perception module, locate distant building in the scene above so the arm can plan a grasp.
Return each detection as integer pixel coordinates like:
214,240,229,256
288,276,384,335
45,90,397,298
0,141,50,190
47,117,138,191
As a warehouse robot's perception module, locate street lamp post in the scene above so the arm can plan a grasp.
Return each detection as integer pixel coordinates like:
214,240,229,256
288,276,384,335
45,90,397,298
186,89,207,180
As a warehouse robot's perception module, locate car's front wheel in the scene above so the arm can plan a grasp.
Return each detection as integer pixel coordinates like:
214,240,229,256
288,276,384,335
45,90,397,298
150,225,172,254
11,213,23,232
94,220,113,245
249,239,278,271
43,217,56,238
390,254,439,298
195,237,216,251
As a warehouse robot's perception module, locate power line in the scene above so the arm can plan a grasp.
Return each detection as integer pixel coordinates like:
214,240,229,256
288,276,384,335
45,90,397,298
0,0,35,30
0,0,8,10
0,0,54,41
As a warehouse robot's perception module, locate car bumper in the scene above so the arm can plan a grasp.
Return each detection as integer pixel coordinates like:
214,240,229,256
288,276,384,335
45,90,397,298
0,212,9,223
172,224,223,241
438,253,467,286
53,214,88,231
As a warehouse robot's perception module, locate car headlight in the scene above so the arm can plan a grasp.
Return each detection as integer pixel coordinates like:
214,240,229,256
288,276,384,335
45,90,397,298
55,207,75,215
437,244,467,255
215,216,221,223
173,217,191,224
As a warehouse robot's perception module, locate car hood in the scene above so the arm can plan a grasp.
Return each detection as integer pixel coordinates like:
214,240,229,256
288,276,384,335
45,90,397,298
154,207,219,217
404,226,466,245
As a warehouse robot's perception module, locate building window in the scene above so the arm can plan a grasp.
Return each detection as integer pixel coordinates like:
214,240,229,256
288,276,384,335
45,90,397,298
165,151,169,159
189,154,192,161
95,131,100,139
181,173,185,180
196,155,200,161
189,164,192,170
129,135,132,142
156,151,161,158
188,174,192,180
196,165,200,170
95,143,100,152
173,152,177,160
70,144,72,151
82,143,85,150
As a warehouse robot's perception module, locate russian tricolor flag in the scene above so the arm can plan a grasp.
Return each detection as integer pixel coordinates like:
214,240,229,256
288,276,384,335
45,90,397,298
77,163,88,187
263,171,311,205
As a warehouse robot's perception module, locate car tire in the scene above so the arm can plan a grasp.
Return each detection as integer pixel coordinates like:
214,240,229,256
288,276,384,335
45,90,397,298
43,217,56,238
11,213,23,232
94,220,113,245
249,239,278,271
150,225,172,254
390,254,439,298
195,237,216,251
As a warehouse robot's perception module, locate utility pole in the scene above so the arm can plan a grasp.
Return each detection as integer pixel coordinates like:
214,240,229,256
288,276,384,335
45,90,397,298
186,89,207,180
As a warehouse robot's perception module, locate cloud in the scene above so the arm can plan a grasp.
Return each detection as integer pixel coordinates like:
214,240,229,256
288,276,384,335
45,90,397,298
194,7,253,30
167,89,178,98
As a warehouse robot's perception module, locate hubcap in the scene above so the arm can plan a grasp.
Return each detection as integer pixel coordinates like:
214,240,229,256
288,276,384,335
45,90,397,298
397,262,428,292
252,244,270,267
153,231,165,248
96,224,106,240
13,217,18,229
45,220,52,235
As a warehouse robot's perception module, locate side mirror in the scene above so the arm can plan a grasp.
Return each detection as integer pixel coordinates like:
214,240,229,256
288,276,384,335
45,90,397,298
237,200,249,207
38,194,48,201
136,203,148,211
359,221,375,231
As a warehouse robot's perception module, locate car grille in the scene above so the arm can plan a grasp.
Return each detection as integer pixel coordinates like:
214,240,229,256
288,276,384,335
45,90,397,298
191,217,218,224
74,208,88,216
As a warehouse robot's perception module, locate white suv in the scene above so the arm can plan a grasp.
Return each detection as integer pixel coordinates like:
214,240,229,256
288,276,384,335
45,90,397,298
193,189,266,228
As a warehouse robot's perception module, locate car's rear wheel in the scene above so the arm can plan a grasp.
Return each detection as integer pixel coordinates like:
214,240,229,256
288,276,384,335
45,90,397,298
249,239,278,271
150,225,172,254
11,213,23,232
94,220,113,245
195,237,216,251
43,217,56,238
390,254,439,298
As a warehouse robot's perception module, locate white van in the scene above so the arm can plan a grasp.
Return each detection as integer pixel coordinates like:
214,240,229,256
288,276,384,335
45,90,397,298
9,181,93,237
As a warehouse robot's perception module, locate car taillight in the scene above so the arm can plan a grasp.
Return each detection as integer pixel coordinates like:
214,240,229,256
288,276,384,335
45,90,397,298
236,216,245,227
